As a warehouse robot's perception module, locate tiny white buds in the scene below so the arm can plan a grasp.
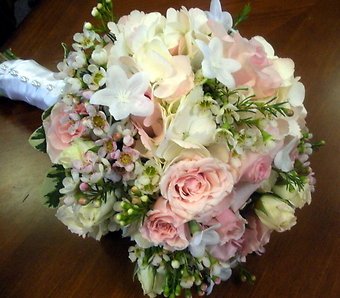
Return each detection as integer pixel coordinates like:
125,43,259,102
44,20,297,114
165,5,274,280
84,22,93,30
91,7,99,17
171,260,180,269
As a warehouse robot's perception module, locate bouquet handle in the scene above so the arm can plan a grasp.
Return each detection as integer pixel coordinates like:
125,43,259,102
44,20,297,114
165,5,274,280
0,59,65,110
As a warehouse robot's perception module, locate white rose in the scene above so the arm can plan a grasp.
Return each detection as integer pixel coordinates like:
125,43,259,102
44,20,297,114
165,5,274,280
255,194,296,232
58,139,95,168
137,265,166,298
56,192,117,240
273,183,311,209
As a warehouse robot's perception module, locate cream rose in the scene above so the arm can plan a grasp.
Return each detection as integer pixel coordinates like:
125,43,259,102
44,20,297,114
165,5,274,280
56,192,117,240
273,183,311,209
137,265,166,298
139,198,189,251
160,156,234,220
58,138,95,168
255,194,296,232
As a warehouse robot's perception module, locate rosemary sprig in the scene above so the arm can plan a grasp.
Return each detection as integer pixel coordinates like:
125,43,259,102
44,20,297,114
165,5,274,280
276,169,307,192
233,3,251,29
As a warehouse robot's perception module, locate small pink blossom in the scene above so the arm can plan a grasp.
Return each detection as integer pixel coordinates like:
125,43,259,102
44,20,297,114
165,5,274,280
140,197,189,251
95,137,117,158
113,146,139,172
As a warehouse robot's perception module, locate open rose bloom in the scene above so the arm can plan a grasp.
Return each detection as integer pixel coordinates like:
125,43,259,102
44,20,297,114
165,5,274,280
24,0,320,297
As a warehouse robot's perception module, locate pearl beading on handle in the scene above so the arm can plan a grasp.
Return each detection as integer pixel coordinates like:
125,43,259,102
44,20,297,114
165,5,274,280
0,59,65,110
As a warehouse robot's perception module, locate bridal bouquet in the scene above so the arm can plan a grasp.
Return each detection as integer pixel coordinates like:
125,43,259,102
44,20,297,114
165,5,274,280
2,0,323,297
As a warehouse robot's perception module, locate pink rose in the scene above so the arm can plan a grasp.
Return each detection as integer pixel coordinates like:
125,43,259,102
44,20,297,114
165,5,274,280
238,153,272,184
208,240,241,262
131,101,165,153
140,198,189,251
43,102,86,163
227,32,282,97
202,208,246,262
240,214,272,258
160,156,234,220
204,209,246,245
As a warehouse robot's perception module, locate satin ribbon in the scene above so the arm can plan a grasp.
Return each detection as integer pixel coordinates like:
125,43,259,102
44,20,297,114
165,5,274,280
0,59,65,110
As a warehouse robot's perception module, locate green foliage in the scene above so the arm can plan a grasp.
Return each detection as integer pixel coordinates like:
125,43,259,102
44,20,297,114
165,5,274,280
42,164,67,208
0,49,19,62
61,43,70,60
235,96,292,118
276,169,307,192
233,3,251,29
237,263,256,284
41,104,54,120
28,125,47,153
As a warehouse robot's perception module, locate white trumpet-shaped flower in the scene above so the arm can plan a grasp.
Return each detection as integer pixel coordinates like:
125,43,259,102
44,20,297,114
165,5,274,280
90,65,154,120
196,37,240,88
206,0,233,30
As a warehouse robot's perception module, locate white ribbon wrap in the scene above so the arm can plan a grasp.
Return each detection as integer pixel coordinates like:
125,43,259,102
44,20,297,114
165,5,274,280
0,59,65,110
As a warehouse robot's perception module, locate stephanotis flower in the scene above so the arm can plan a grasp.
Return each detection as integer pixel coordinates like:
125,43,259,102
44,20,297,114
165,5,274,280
206,0,233,30
90,65,154,120
189,225,220,258
196,37,241,88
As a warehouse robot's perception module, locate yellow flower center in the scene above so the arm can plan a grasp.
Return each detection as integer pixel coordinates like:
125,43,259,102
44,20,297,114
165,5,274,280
93,115,105,128
120,153,132,165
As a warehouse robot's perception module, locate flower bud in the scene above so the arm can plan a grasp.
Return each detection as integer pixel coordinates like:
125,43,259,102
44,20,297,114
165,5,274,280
131,186,140,194
91,7,99,17
255,194,296,232
132,197,141,205
93,199,101,208
141,195,149,202
78,197,89,205
91,46,108,65
79,182,89,191
113,132,122,142
84,22,93,30
171,260,180,269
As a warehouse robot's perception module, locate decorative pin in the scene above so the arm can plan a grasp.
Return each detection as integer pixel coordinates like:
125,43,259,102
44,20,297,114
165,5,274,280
20,76,29,82
31,80,41,87
10,69,18,76
0,64,8,71
47,84,54,91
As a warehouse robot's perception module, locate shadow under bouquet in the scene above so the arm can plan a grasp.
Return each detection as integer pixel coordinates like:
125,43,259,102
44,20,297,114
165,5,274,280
0,0,324,297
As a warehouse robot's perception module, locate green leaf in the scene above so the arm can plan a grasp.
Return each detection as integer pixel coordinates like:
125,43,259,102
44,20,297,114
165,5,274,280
42,164,67,208
88,145,102,153
260,129,272,143
61,42,70,60
41,104,55,120
28,126,46,153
